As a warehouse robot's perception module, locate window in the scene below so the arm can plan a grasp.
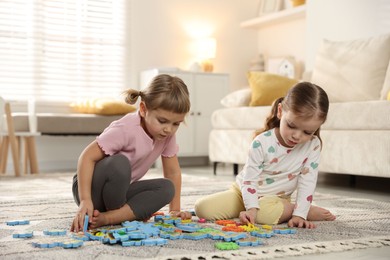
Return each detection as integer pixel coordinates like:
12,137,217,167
0,0,126,102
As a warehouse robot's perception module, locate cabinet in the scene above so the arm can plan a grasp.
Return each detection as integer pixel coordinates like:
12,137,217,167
140,69,229,157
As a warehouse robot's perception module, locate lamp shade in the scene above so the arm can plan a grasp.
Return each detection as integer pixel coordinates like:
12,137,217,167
196,37,216,60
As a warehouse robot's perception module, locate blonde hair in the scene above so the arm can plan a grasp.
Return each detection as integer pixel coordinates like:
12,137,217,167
123,74,190,114
255,81,329,144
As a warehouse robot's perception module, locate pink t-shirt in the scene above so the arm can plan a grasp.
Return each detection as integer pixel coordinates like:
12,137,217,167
96,111,178,183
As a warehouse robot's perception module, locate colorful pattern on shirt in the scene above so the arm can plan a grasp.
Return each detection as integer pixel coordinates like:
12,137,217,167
236,128,321,219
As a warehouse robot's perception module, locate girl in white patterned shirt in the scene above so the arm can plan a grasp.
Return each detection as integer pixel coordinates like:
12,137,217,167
195,82,336,228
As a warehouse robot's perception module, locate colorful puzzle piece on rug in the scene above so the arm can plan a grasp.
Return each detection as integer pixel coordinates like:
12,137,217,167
6,215,297,250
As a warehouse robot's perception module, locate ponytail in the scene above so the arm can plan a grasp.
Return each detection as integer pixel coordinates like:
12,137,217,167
253,97,283,138
123,89,143,105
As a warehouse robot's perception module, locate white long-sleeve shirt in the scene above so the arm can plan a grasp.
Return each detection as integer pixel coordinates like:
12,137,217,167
236,128,321,220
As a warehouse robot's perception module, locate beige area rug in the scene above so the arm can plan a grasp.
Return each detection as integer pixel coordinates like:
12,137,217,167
0,171,389,260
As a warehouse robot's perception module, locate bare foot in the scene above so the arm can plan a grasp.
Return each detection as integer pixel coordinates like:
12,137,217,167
90,209,109,229
90,205,136,229
307,206,336,221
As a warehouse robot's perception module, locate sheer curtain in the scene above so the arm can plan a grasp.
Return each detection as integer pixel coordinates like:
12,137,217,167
0,0,126,103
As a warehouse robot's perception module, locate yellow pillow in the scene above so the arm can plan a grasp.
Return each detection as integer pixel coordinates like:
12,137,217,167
388,91,390,100
247,72,299,106
71,98,136,115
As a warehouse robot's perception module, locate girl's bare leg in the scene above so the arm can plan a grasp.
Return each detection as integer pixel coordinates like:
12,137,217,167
89,204,135,229
307,205,336,221
278,201,336,224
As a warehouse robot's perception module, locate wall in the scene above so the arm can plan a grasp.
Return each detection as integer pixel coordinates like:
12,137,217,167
256,18,306,75
305,0,390,70
247,0,306,75
128,0,258,91
253,0,390,74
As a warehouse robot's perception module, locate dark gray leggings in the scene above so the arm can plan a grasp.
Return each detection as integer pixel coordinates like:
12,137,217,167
72,154,175,220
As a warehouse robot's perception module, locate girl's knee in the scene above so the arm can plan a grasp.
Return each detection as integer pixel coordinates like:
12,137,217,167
257,196,288,225
107,154,131,172
159,179,175,204
194,197,218,220
95,154,131,182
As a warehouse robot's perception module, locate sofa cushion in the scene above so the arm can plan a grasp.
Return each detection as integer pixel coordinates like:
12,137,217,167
220,88,251,108
211,101,390,131
13,113,123,135
323,101,390,130
247,72,298,106
312,34,390,102
211,106,272,130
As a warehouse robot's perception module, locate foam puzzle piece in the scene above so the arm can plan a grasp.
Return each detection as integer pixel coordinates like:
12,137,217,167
221,232,247,242
102,233,118,244
261,224,273,230
175,223,201,232
126,230,147,240
236,237,263,246
222,225,245,232
154,215,181,225
250,229,274,238
198,218,206,223
215,220,237,226
239,223,260,232
86,230,105,241
197,228,226,240
154,222,176,232
159,230,184,240
207,231,226,240
121,240,143,247
111,232,128,242
43,229,67,236
109,227,128,234
273,227,297,234
136,222,160,237
60,239,84,249
182,232,208,240
83,215,89,232
121,221,139,231
32,239,60,248
142,238,168,246
215,241,240,250
13,231,34,238
71,232,89,241
6,220,30,226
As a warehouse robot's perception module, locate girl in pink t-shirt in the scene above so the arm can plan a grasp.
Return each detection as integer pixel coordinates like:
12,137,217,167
71,74,192,232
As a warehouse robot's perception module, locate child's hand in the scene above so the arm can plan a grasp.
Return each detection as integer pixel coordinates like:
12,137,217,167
170,210,192,220
288,215,316,229
71,199,94,232
239,208,258,224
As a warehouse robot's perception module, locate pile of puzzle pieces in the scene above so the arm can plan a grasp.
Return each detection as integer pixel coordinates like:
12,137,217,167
7,213,297,250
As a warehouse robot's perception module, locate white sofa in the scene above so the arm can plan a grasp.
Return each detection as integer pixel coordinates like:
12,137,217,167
209,34,390,179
